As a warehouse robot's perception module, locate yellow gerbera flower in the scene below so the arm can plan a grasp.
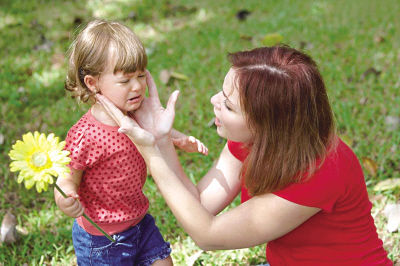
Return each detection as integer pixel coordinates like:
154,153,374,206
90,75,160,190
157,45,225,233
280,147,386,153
8,131,70,193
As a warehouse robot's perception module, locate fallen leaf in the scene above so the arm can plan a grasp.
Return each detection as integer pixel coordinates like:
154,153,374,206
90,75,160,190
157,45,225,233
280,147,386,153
16,225,28,236
1,211,17,244
262,33,283,46
127,11,137,21
361,67,381,80
17,87,25,93
340,135,353,147
362,157,378,177
170,71,188,81
240,35,252,41
385,116,400,131
383,203,400,232
299,41,314,50
159,70,171,84
374,35,385,43
374,178,400,192
73,17,83,27
51,53,65,69
236,10,251,21
359,97,368,105
186,250,203,266
207,118,216,128
34,34,53,52
368,192,384,202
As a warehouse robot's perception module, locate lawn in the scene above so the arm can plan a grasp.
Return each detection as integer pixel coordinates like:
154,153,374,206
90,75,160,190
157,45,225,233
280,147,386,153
1,0,399,264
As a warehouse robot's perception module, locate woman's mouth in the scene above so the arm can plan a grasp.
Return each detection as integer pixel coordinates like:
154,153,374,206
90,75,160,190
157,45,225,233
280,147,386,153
215,117,222,127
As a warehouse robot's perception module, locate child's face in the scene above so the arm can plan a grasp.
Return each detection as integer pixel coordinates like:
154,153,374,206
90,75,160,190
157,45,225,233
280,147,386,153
96,62,146,114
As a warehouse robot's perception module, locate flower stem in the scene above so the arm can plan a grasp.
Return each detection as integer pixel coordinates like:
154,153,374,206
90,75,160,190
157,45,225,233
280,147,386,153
54,183,115,243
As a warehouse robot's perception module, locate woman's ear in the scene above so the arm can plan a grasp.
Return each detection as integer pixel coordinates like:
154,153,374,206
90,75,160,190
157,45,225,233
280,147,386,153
84,75,98,93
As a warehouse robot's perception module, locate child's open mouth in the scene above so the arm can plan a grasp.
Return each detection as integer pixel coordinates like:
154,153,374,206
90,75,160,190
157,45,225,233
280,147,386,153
127,96,142,104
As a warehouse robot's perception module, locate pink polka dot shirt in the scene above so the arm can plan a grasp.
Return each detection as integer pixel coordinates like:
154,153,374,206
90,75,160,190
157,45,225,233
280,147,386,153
64,109,148,235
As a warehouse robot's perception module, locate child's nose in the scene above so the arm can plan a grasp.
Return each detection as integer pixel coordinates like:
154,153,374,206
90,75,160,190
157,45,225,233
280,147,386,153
130,79,143,91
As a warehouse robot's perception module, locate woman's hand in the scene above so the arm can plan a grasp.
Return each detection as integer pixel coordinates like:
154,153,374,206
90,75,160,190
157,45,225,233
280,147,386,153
96,94,156,146
132,71,180,140
96,70,179,146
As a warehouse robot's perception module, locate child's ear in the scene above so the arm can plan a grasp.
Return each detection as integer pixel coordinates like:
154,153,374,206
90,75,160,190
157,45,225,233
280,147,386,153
84,75,98,93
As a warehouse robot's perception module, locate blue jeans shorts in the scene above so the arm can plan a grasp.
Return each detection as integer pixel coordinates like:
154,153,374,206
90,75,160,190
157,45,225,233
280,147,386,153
72,214,171,266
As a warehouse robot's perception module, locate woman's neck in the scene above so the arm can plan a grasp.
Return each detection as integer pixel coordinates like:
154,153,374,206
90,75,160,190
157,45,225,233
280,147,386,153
91,102,120,126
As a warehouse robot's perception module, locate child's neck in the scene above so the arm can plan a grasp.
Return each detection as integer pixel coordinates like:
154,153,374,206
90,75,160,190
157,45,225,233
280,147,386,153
91,102,120,127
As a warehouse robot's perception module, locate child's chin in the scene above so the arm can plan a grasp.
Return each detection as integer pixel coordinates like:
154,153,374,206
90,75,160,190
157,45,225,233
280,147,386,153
124,103,142,113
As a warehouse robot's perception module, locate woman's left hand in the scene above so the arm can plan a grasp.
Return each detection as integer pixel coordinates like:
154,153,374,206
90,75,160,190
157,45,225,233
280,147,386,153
132,70,180,140
96,93,156,146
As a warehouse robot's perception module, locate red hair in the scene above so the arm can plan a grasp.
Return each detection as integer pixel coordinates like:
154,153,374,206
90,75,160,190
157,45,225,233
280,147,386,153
228,46,336,195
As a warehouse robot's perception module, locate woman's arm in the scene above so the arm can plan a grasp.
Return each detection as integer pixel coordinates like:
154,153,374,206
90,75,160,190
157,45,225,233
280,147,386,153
195,143,242,215
156,137,242,215
142,142,320,250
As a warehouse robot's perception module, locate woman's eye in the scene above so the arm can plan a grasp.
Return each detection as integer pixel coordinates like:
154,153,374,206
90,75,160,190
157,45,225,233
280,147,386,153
138,74,146,78
121,79,129,84
224,99,232,111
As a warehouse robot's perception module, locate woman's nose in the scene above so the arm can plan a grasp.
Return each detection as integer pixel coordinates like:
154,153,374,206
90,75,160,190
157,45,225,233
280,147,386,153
211,92,221,108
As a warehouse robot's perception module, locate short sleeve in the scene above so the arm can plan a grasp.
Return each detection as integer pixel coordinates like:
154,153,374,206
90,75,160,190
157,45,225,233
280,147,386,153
273,149,344,213
64,126,104,170
227,140,249,162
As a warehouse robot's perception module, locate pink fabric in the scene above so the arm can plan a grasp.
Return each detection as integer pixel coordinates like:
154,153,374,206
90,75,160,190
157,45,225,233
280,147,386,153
65,109,148,235
228,140,391,265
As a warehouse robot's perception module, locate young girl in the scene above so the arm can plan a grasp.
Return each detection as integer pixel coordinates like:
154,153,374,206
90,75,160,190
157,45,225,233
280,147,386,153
98,46,392,265
54,19,207,265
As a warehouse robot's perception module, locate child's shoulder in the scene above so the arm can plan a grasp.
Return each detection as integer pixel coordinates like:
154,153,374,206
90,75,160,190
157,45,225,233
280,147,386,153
70,110,91,128
67,111,94,137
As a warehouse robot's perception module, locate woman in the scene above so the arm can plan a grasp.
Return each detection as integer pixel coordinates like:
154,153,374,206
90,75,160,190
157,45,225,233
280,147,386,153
97,46,391,265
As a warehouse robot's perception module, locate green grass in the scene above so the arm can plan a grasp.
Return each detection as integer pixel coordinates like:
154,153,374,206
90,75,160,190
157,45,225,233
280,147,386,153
1,0,400,264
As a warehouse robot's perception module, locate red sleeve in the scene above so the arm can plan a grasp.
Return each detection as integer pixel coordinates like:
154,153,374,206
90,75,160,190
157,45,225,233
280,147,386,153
64,125,104,170
273,141,352,213
227,140,249,162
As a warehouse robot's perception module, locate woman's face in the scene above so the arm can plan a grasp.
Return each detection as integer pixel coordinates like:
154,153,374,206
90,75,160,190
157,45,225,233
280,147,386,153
210,68,253,143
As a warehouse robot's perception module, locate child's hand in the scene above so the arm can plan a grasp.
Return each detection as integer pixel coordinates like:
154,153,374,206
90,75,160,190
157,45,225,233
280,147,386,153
172,136,208,155
56,192,84,218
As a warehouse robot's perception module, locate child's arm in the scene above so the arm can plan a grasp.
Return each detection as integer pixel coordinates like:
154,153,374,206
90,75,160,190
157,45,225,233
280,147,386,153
54,168,84,218
171,128,208,155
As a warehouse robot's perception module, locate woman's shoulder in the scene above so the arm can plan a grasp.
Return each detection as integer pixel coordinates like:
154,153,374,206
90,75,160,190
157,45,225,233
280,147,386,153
273,138,366,212
321,138,363,181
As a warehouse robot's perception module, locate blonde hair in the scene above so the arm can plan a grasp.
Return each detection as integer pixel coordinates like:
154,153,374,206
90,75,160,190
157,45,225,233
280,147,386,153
65,19,147,103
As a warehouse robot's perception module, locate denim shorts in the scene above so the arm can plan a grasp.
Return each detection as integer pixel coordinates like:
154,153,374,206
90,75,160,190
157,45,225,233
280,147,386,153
72,214,171,266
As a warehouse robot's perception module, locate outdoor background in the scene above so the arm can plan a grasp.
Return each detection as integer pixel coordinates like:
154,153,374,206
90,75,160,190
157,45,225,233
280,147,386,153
1,0,400,264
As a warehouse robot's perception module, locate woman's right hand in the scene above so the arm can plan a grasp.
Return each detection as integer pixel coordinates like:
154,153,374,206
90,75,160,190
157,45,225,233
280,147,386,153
96,71,180,147
56,192,84,218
